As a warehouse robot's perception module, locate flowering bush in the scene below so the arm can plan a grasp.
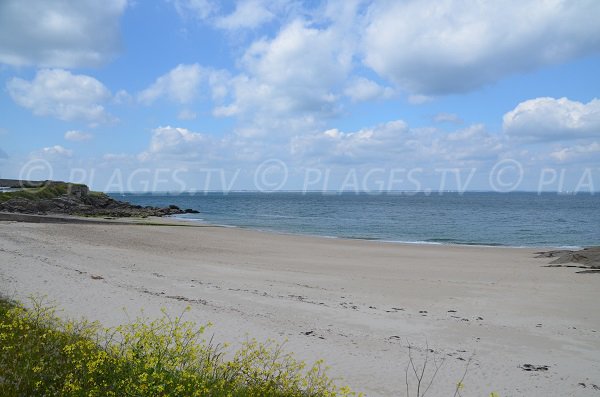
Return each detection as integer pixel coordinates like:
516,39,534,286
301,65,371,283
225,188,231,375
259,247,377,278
0,297,359,397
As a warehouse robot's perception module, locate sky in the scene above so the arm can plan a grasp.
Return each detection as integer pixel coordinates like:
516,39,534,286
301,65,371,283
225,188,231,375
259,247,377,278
1,0,599,193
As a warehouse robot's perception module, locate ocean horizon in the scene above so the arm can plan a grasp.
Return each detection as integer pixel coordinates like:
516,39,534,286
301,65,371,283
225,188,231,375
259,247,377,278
111,191,599,248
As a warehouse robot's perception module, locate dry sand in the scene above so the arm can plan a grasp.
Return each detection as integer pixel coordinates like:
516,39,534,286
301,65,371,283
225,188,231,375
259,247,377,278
0,218,598,396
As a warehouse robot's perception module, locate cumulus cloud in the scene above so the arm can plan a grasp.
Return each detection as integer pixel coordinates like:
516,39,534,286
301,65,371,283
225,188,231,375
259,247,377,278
291,120,411,164
171,0,216,20
443,124,505,162
139,126,211,161
113,89,133,105
433,113,463,124
407,95,433,105
7,69,113,123
363,0,600,95
215,0,275,30
291,120,503,166
550,142,600,163
344,77,394,102
215,19,354,136
503,97,600,141
138,64,205,105
64,130,93,142
135,124,288,167
39,145,73,157
0,0,126,68
241,19,352,110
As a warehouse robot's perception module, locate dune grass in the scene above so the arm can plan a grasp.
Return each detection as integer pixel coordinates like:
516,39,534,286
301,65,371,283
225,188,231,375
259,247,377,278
0,297,358,397
0,183,79,202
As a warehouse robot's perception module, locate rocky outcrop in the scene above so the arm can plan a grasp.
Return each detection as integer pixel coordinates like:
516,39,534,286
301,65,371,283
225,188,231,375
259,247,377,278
0,181,199,218
0,179,48,189
536,247,600,273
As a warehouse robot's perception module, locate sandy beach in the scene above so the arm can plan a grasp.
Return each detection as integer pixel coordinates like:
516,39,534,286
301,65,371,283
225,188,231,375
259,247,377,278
0,218,598,396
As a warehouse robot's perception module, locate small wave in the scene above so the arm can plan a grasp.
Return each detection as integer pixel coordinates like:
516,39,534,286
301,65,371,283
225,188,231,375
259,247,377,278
169,215,206,223
338,236,380,241
380,240,443,245
257,214,299,219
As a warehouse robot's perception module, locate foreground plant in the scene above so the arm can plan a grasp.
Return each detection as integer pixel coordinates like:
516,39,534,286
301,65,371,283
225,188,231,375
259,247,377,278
0,297,359,397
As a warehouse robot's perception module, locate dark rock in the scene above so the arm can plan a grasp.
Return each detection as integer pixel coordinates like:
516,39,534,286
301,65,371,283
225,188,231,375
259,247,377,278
184,208,200,213
0,181,192,218
536,247,600,270
519,364,549,372
0,179,47,189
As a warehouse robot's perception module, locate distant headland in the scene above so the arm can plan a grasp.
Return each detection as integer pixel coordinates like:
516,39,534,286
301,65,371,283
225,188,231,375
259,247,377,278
0,179,198,218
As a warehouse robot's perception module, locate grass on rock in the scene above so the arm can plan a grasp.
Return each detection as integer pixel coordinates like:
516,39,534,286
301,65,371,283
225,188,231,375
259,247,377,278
0,183,86,203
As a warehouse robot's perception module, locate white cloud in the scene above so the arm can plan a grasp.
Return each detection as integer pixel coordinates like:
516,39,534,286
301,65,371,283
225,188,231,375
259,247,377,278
40,145,73,157
215,0,274,30
363,0,600,95
139,126,210,161
344,77,394,102
207,69,231,101
216,19,354,136
0,0,127,68
7,69,113,123
503,97,600,141
291,120,504,166
550,142,600,163
433,113,463,124
171,0,216,20
241,19,351,111
113,89,133,105
407,95,433,105
443,124,505,162
136,125,287,166
291,120,410,164
64,130,93,142
138,64,205,105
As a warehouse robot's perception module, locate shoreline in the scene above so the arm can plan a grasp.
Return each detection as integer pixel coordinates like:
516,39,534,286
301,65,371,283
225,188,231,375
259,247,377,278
169,214,584,250
1,218,599,396
2,210,582,250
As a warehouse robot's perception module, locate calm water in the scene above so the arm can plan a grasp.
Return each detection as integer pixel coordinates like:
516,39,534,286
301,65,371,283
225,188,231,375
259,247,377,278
111,192,600,248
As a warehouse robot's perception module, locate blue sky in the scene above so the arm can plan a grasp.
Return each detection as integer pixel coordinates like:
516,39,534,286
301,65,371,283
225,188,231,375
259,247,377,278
1,0,599,192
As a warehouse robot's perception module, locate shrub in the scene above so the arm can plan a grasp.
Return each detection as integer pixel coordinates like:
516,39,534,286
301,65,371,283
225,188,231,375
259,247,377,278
0,297,359,397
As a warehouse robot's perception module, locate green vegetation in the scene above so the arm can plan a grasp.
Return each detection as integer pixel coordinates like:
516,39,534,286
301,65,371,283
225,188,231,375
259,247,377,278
0,297,358,397
87,190,108,198
0,182,83,202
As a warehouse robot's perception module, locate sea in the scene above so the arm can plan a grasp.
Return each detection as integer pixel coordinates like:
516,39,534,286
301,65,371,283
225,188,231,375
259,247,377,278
110,192,600,248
